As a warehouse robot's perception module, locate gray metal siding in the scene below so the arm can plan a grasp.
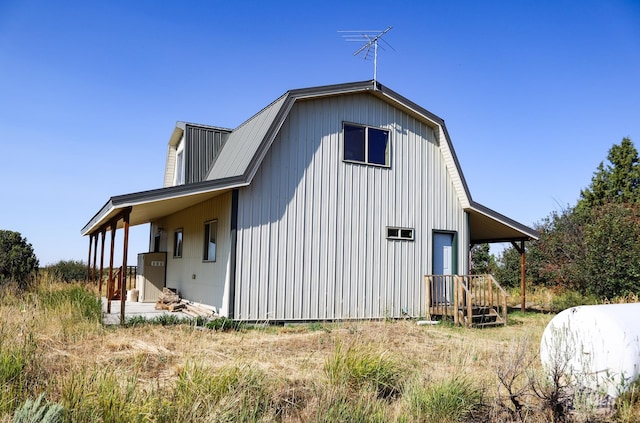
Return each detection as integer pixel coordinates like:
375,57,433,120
185,125,229,184
235,93,468,321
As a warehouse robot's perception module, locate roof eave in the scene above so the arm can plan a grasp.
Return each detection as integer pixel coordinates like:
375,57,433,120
81,176,247,236
468,201,540,241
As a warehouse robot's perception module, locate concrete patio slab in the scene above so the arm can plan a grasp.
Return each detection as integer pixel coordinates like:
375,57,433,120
101,298,187,325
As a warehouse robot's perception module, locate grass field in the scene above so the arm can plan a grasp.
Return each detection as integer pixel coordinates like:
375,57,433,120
1,277,639,422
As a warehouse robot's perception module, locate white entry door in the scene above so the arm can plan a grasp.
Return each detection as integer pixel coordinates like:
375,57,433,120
433,233,454,303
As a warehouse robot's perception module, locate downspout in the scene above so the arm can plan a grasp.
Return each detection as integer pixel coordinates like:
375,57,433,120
228,189,239,319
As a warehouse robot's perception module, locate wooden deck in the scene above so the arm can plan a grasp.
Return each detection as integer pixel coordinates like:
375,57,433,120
425,274,508,327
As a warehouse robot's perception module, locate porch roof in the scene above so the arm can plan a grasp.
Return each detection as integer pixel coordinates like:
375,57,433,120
81,178,243,235
467,201,539,244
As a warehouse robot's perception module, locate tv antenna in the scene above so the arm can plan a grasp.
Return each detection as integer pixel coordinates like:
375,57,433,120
339,26,394,82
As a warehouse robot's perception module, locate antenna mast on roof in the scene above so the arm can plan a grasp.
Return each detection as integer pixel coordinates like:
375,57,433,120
339,26,393,82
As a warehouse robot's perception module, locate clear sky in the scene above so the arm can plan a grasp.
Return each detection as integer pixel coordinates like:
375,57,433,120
1,0,639,266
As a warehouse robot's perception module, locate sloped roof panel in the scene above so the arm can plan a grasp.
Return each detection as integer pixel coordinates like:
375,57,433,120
206,94,289,180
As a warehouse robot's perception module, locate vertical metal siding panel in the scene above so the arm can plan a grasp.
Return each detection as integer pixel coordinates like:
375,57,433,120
257,152,269,320
334,97,346,319
285,118,298,320
318,102,329,319
235,197,245,319
268,124,283,320
273,118,288,320
312,101,323,319
294,107,306,320
185,126,229,184
241,193,252,319
262,184,271,319
319,104,332,319
304,103,316,319
380,128,389,317
414,121,426,314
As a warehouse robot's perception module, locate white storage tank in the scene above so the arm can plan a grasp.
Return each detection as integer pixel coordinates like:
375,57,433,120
540,303,640,398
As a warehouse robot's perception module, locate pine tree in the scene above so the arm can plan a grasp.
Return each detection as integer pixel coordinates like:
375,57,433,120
579,137,640,208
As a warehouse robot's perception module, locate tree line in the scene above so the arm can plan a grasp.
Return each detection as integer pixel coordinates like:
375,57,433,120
481,137,640,300
3,138,639,300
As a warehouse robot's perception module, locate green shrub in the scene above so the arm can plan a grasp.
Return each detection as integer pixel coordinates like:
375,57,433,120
43,260,87,283
549,289,598,313
152,313,187,326
205,317,245,332
0,230,39,289
123,315,148,327
12,394,63,423
124,314,210,328
324,342,404,399
405,377,483,423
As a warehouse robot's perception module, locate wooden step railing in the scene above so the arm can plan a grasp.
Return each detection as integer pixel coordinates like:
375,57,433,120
106,266,137,300
425,274,508,327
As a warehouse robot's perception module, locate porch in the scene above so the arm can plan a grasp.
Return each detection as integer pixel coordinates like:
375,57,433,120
425,274,508,327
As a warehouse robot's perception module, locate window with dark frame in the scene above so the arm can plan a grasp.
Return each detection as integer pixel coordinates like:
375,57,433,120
387,226,414,241
203,220,217,262
173,229,183,258
343,123,390,166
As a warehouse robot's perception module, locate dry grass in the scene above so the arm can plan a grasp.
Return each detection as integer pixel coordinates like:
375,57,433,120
58,315,550,395
2,278,636,422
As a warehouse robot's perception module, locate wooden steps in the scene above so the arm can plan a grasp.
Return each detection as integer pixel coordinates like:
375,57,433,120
468,306,504,327
425,274,509,328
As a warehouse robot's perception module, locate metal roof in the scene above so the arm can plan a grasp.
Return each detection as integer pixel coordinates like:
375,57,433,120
82,80,538,241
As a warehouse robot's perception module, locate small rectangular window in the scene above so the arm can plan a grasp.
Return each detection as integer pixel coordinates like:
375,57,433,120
203,220,217,262
173,229,183,258
343,123,390,167
387,226,414,241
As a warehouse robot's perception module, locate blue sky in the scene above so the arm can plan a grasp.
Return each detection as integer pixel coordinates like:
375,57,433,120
1,0,639,265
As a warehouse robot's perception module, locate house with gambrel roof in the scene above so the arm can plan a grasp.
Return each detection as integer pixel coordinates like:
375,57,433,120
82,80,537,325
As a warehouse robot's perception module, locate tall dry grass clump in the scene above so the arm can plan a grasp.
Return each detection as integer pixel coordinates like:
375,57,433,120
324,341,405,399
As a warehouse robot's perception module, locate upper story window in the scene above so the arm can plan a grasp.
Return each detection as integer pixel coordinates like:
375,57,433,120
343,123,390,167
174,140,185,185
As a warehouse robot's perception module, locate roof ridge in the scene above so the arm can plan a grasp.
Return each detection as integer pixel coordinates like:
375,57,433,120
231,92,290,133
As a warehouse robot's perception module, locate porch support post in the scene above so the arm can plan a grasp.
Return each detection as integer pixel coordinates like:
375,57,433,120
511,240,526,313
107,224,116,314
92,233,99,285
120,209,131,325
98,228,106,296
86,234,93,283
